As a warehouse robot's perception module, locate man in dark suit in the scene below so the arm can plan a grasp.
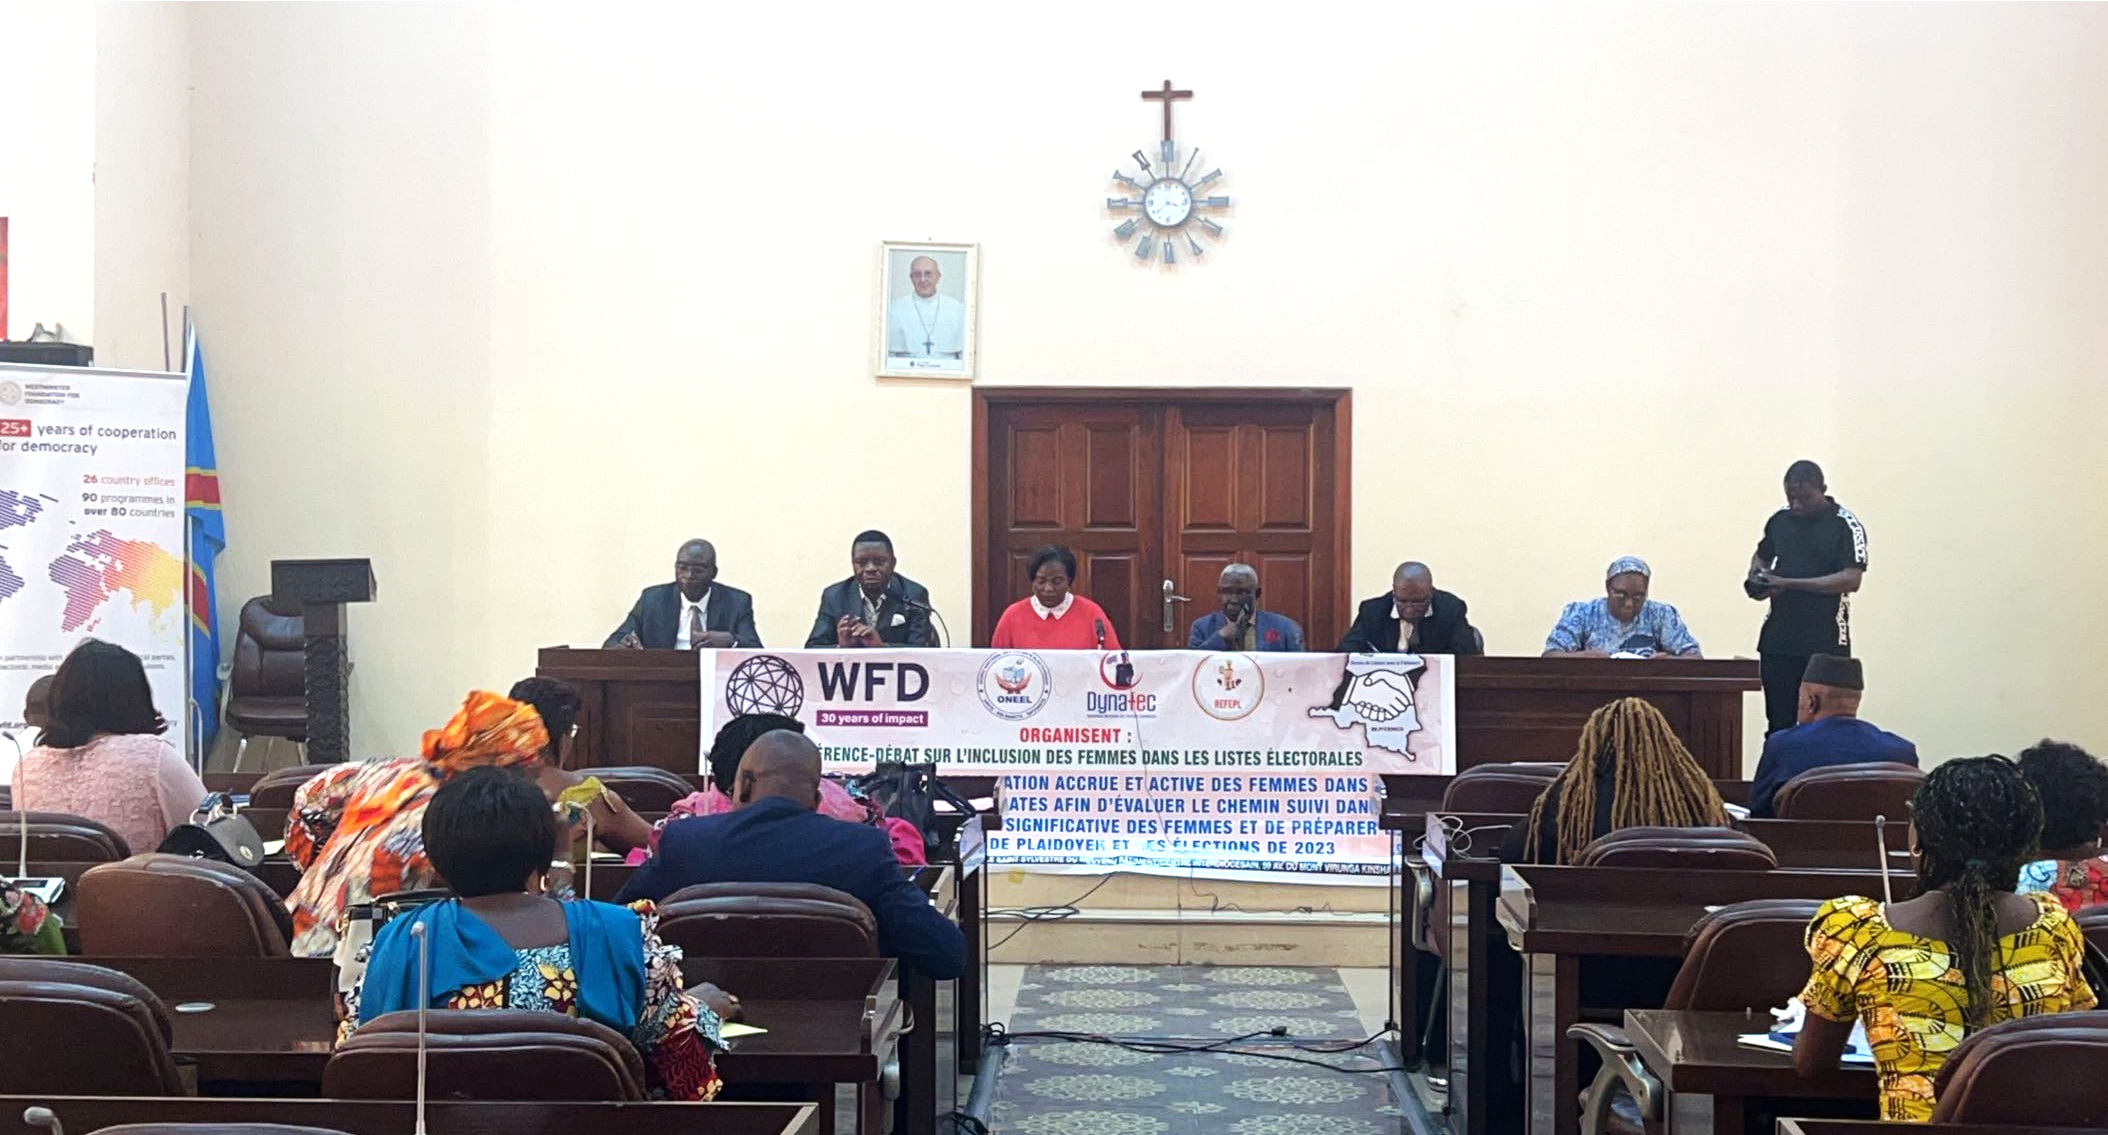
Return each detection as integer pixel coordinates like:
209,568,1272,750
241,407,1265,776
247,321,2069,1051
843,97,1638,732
614,730,964,979
1336,561,1482,655
605,538,763,649
804,530,937,648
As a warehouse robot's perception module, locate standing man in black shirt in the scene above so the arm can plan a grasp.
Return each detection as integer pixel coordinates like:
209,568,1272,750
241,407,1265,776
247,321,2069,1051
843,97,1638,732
1747,460,1868,734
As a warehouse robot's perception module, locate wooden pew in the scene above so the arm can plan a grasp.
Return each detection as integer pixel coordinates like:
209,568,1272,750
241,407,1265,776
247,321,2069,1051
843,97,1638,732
1498,865,1914,1135
1623,1008,1876,1135
65,956,903,1134
0,1096,818,1135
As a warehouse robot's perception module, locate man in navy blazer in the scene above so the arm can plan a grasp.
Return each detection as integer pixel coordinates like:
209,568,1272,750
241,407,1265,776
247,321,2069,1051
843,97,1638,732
614,730,964,979
605,538,762,649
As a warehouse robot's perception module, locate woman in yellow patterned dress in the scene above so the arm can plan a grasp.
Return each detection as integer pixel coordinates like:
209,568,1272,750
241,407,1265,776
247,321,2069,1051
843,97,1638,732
1793,755,2097,1121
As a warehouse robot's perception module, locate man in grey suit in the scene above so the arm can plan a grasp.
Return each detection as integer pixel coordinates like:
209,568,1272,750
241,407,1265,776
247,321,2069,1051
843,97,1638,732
606,538,762,649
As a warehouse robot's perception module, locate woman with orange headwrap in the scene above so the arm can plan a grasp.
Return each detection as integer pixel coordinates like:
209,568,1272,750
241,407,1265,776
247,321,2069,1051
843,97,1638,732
284,691,551,958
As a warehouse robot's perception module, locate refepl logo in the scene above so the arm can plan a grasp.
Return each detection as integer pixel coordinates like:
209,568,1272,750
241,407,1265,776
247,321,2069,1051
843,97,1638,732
1191,652,1265,721
0,381,20,407
976,651,1052,721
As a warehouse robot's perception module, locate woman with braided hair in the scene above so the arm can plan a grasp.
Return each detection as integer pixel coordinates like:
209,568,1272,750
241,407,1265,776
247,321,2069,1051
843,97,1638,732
1794,755,2097,1121
1498,697,1730,864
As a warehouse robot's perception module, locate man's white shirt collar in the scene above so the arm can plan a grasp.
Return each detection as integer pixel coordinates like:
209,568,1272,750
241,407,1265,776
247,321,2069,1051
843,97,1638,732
1032,593,1076,620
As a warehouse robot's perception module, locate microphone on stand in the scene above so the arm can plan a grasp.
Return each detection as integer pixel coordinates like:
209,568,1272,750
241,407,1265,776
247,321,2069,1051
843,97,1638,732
412,919,431,1135
22,1106,62,1135
1094,619,1107,650
1874,814,1894,906
582,809,596,902
886,579,949,648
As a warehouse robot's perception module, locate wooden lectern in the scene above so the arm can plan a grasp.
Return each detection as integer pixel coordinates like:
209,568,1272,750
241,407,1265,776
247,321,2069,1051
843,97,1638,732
271,558,376,764
536,647,701,773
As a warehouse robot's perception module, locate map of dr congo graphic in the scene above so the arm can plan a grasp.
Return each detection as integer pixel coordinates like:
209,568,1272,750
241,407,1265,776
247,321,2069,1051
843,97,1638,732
0,490,182,632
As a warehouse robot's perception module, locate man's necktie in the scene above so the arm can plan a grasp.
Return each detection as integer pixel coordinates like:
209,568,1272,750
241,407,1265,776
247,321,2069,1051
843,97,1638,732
689,605,706,650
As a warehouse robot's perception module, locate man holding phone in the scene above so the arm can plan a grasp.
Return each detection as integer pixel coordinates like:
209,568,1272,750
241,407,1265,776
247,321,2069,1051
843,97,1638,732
1187,563,1305,652
1747,460,1868,735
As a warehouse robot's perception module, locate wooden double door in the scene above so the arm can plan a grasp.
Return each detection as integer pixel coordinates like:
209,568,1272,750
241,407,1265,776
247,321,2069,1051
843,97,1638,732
971,389,1352,650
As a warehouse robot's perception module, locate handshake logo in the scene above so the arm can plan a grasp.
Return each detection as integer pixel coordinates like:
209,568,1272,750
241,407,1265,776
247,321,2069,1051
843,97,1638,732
1311,655,1427,756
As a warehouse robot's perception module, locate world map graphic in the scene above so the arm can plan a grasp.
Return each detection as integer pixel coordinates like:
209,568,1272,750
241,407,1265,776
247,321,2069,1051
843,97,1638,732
0,489,183,633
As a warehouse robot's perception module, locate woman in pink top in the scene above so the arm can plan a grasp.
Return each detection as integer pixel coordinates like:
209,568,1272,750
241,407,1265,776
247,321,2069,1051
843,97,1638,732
11,639,208,856
988,545,1122,651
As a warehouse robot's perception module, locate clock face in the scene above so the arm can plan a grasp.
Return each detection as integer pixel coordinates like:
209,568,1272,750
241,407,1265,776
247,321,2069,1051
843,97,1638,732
1107,142,1230,263
1143,180,1193,227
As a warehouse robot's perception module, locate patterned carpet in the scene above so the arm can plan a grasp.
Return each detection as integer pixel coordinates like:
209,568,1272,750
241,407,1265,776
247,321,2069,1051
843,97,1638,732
990,965,1407,1135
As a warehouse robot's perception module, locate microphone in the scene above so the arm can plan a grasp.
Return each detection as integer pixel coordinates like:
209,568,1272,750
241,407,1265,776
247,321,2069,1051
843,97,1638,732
583,809,596,901
1874,814,1893,905
412,919,431,1135
1094,619,1107,650
22,1106,62,1135
884,579,950,648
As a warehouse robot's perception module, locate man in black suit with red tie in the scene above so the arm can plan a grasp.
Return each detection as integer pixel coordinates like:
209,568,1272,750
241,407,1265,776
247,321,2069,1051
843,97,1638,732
1337,561,1482,655
606,538,762,649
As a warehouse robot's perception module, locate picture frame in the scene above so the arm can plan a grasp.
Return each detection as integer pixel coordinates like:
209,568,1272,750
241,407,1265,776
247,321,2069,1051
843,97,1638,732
874,241,978,380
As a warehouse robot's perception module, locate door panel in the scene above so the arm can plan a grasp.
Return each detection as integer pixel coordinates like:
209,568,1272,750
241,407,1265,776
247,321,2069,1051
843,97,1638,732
983,403,1162,647
978,391,1345,651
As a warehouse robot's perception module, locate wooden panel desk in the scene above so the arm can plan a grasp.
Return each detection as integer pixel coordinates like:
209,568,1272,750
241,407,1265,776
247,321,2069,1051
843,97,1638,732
1451,656,1759,777
544,649,1761,779
1422,812,1516,1135
1497,865,1914,1135
0,1097,818,1135
80,956,902,1134
1626,1009,1876,1135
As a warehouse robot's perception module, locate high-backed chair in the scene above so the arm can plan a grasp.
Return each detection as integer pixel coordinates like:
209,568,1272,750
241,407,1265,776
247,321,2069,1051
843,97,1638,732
1438,762,1565,814
1577,825,1779,870
0,957,187,1095
224,595,308,770
575,766,694,812
78,854,293,957
657,882,878,958
245,764,338,810
1569,899,1824,1135
0,811,131,862
1772,762,1924,822
1930,1010,2108,1125
325,1009,646,1100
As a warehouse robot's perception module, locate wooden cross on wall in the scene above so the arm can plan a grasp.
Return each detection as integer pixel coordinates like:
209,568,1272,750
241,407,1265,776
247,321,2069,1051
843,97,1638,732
1142,79,1193,142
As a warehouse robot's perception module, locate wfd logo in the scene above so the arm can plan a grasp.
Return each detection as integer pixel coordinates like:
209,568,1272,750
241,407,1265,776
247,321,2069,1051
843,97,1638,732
814,660,930,701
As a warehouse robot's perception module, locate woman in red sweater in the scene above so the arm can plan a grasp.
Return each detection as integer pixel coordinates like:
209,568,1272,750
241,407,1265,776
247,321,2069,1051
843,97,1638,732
989,545,1123,650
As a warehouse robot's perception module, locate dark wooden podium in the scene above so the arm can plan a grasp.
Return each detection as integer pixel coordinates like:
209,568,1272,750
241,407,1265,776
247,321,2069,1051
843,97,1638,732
541,648,1759,779
537,648,702,772
1453,655,1760,778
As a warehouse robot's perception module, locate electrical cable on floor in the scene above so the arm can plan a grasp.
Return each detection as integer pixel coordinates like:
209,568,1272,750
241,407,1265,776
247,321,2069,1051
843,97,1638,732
998,1026,1408,1075
983,874,1116,951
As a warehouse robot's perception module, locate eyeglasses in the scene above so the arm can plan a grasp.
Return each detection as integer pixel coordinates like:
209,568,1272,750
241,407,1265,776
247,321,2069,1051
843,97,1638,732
1608,588,1648,602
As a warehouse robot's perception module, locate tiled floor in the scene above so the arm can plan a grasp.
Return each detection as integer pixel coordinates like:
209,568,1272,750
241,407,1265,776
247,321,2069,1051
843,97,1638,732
988,965,1393,1037
989,964,1410,1135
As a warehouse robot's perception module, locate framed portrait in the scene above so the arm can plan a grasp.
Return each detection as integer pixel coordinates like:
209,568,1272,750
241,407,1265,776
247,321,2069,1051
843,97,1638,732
875,241,978,380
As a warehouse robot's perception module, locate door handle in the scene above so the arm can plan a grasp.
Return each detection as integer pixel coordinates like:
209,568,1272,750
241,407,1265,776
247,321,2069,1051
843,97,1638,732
1161,578,1191,634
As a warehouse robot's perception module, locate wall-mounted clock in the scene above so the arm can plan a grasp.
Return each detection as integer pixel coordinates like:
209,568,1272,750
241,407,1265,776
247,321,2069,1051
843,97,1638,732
1107,81,1230,264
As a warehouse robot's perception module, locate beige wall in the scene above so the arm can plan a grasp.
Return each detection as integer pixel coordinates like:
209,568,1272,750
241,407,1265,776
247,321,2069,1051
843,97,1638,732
0,2,96,341
58,2,2108,767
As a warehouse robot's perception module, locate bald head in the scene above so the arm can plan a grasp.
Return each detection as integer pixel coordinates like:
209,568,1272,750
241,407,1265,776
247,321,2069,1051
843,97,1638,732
735,728,824,809
22,674,53,731
1390,561,1435,616
675,538,719,602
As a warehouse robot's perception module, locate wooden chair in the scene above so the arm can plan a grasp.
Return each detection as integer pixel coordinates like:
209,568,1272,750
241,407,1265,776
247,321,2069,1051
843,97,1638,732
1569,899,1822,1135
1931,1010,2108,1126
0,958,188,1095
1772,762,1923,822
326,1010,646,1101
1577,825,1779,870
0,812,130,862
78,854,293,957
657,882,878,958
